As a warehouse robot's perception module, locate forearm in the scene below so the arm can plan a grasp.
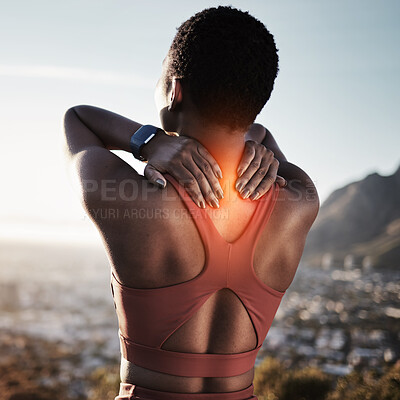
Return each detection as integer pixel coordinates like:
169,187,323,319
72,105,143,152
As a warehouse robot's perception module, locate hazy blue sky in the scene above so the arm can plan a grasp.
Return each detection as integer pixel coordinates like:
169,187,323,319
1,0,399,241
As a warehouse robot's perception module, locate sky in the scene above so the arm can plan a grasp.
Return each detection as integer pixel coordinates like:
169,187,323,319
0,0,399,242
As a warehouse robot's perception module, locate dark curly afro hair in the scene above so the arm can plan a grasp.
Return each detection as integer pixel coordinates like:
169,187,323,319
164,5,279,131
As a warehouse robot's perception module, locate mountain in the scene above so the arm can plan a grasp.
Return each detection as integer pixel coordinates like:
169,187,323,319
301,164,400,269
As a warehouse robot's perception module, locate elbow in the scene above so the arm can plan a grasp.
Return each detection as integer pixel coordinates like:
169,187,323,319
62,107,82,162
62,109,74,154
63,107,80,129
64,105,88,121
64,105,81,117
64,107,75,120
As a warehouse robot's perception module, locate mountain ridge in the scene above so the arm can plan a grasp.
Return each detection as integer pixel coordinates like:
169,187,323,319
302,163,400,269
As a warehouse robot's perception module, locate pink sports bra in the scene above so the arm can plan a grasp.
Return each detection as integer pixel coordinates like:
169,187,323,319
111,173,285,377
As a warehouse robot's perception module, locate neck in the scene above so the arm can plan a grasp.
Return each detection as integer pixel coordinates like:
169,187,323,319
177,117,247,200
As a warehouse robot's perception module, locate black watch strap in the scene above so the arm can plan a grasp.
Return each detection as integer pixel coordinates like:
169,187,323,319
130,125,163,161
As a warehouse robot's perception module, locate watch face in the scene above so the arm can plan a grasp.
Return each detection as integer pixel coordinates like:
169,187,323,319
143,132,156,144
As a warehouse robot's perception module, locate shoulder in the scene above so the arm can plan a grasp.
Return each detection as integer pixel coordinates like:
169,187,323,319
274,162,320,233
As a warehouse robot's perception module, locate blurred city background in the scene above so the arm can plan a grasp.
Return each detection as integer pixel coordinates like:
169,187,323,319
0,0,399,399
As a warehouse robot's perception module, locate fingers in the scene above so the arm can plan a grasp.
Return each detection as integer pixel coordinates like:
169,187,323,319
241,156,277,199
249,159,280,200
144,164,166,188
141,134,223,207
144,162,212,209
192,152,224,200
236,141,288,200
236,145,275,198
236,140,256,178
170,138,223,207
168,165,211,209
182,156,220,208
276,175,287,187
197,145,223,179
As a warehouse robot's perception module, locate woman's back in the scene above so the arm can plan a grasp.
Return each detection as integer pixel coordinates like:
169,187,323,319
97,172,308,393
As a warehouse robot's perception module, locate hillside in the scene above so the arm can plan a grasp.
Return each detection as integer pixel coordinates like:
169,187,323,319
302,164,400,269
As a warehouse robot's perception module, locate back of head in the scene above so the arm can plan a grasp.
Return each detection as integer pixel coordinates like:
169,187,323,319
164,6,279,131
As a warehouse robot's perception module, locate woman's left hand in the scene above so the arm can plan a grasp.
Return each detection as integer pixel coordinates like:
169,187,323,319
235,140,287,200
141,132,223,209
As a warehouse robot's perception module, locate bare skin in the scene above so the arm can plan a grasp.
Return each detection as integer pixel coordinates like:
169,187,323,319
62,56,320,393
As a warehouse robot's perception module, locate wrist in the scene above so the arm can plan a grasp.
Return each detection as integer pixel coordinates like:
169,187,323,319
140,129,169,160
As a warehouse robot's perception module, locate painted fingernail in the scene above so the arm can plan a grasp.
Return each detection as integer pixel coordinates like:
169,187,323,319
242,189,250,199
156,178,166,188
200,200,206,209
250,191,259,200
212,198,220,208
217,169,223,179
237,168,243,177
216,188,224,199
236,182,244,192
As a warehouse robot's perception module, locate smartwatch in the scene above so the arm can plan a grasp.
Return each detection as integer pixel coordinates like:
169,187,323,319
130,125,164,161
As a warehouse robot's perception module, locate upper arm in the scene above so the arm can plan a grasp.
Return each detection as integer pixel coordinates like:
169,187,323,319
268,184,319,289
276,163,320,261
280,167,320,267
277,160,319,211
62,108,142,212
